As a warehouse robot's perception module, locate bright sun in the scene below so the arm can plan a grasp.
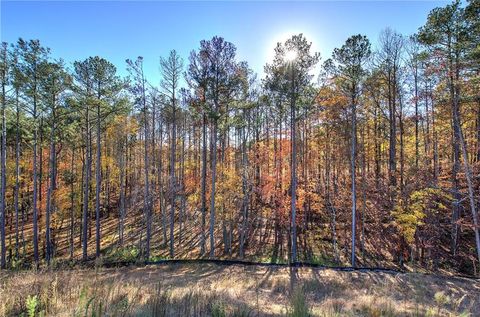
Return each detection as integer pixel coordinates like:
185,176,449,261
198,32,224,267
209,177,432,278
285,50,298,62
264,30,321,76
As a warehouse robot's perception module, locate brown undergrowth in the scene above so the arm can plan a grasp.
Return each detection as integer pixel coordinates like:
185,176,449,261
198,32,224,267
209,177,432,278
0,263,478,316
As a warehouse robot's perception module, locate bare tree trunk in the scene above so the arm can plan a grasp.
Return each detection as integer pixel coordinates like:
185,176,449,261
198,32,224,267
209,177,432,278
159,120,167,247
69,147,75,259
455,106,480,264
351,100,357,267
239,119,249,258
179,116,186,248
450,64,461,257
451,59,480,264
119,136,126,246
82,105,91,261
143,90,151,260
45,113,56,265
361,127,367,256
279,116,284,260
272,108,281,261
0,62,6,269
200,112,207,256
209,119,218,258
290,73,298,264
14,90,20,260
169,102,176,258
414,65,419,169
388,72,397,190
374,104,380,190
476,100,480,162
432,100,439,184
95,103,101,258
39,116,43,218
32,91,40,266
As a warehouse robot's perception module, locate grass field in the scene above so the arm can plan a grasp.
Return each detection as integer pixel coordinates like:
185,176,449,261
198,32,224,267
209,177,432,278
1,262,478,316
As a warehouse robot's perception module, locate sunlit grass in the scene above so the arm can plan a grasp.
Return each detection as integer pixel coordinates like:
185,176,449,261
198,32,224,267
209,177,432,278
0,263,478,316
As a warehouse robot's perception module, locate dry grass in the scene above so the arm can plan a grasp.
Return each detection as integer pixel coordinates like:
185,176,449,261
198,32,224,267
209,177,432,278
0,263,478,316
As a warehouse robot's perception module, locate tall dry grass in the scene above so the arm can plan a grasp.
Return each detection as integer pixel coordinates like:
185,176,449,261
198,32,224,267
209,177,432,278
0,263,478,316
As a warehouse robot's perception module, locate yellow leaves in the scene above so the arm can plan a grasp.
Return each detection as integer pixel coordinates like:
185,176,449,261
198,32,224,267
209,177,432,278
391,187,452,244
187,190,200,208
53,186,71,218
315,85,349,122
216,165,242,209
391,205,423,245
106,114,139,139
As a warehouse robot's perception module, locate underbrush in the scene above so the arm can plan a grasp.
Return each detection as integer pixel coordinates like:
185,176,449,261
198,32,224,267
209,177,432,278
104,245,141,263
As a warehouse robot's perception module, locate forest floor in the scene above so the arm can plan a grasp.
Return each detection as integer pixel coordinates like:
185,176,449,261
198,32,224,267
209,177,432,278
6,206,457,271
1,262,479,316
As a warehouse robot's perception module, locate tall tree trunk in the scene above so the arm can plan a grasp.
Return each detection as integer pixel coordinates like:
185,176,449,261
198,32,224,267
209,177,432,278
374,103,380,190
361,126,367,256
179,117,186,248
449,59,461,257
144,102,151,259
290,73,298,264
95,103,101,258
351,99,357,267
476,100,480,162
450,52,480,264
432,100,439,184
272,109,280,261
399,92,405,195
82,105,91,261
45,113,56,265
388,72,397,190
200,112,207,256
39,116,43,218
159,121,167,248
69,147,75,259
119,136,126,246
32,90,39,266
169,102,176,258
209,118,218,258
454,99,480,264
414,64,419,169
0,65,6,269
14,90,21,260
239,120,249,258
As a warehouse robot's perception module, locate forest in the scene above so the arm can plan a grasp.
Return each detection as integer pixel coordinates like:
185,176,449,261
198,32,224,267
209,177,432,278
0,0,480,283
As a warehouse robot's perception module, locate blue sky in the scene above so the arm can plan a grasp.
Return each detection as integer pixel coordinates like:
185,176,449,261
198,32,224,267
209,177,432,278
2,1,447,84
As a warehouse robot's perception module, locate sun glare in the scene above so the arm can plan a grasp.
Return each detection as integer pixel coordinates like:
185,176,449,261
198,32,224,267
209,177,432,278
285,49,298,62
264,30,320,71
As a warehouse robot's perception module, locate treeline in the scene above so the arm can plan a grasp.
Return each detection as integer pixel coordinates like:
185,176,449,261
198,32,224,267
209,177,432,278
0,0,479,274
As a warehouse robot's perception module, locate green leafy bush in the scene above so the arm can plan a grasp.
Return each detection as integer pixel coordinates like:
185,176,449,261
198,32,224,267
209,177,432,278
25,295,38,317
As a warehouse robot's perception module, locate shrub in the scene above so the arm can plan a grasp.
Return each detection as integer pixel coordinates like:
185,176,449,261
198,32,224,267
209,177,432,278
211,302,227,317
288,288,310,317
104,246,140,263
25,295,38,317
